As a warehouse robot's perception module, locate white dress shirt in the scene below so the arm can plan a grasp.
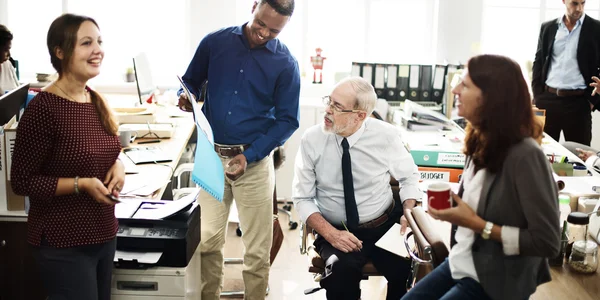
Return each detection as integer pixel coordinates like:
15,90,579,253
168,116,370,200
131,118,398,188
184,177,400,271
292,118,421,225
0,60,19,94
450,164,521,282
545,15,587,90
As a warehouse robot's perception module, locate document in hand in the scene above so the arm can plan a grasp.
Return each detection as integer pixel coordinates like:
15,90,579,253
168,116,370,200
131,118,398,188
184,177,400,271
177,76,224,202
375,223,411,258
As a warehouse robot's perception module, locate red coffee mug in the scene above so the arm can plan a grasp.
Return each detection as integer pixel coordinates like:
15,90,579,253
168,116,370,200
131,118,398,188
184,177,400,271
427,182,452,210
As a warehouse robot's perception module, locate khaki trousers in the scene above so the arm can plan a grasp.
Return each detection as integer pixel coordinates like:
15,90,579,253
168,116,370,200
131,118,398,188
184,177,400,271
199,155,274,300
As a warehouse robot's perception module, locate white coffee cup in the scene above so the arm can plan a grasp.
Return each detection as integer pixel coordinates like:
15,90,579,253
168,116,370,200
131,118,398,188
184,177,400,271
119,130,138,147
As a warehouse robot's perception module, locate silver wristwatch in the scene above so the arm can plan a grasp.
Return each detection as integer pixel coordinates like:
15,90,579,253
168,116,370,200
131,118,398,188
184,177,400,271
482,221,493,240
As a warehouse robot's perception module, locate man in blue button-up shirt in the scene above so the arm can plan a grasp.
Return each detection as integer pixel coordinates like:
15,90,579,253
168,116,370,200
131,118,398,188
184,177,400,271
178,0,300,299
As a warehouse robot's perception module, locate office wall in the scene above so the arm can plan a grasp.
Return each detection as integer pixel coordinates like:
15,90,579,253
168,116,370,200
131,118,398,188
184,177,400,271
435,0,483,64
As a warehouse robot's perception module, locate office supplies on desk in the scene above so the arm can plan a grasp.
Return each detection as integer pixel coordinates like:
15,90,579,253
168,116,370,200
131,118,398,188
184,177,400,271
178,75,224,201
123,146,172,165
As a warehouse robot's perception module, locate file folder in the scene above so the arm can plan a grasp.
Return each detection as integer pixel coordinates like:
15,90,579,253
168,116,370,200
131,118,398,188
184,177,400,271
397,65,410,101
432,65,447,103
374,64,386,98
351,62,362,77
420,65,433,102
385,64,398,101
361,63,374,86
408,65,421,101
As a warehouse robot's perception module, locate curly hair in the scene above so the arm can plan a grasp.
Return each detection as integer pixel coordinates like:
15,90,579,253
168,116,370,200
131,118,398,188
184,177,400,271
0,24,13,49
260,0,295,16
463,54,543,173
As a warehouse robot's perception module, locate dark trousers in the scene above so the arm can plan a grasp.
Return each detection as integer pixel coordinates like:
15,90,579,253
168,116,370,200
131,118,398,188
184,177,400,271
314,200,411,300
401,259,491,300
30,238,117,300
535,91,592,145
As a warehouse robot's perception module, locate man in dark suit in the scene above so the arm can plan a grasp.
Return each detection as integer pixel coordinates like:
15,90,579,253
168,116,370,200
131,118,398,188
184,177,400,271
532,0,600,145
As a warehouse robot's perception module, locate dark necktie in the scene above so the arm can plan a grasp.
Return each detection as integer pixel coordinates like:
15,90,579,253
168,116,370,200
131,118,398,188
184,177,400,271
341,138,359,229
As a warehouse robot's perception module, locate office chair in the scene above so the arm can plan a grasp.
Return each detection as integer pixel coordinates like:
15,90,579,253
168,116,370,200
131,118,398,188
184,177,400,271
299,178,403,284
403,206,449,290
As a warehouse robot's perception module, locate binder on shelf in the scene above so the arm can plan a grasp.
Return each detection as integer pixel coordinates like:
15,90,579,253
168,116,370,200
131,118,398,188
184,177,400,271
385,64,398,101
374,64,386,98
418,166,464,183
419,65,433,102
408,65,421,101
432,65,447,103
397,65,410,101
361,63,374,87
351,62,362,77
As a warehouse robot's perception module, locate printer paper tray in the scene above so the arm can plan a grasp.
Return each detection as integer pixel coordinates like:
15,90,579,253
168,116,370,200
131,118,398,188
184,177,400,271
114,250,162,264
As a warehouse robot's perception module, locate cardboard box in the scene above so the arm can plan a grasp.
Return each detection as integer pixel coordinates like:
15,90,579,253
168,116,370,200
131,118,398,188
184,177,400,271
3,116,25,211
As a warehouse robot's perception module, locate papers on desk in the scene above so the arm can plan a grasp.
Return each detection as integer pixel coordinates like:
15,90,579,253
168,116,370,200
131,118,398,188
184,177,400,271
555,173,600,195
177,75,224,202
120,170,170,197
375,223,411,258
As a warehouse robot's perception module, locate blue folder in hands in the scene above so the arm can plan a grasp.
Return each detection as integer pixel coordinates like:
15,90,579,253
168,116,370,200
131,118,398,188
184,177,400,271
178,76,224,202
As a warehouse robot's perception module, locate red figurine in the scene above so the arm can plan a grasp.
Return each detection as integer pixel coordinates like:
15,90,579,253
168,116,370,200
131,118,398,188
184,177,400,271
310,48,326,84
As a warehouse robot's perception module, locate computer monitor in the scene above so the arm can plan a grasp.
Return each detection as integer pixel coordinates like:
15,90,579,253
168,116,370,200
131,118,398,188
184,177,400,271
132,52,155,105
0,83,29,125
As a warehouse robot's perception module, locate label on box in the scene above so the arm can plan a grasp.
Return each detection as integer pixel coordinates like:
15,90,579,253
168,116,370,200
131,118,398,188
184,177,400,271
5,130,16,179
0,128,7,211
437,153,465,166
420,171,450,182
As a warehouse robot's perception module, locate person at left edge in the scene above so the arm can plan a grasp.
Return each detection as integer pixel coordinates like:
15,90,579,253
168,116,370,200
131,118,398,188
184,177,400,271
177,1,301,299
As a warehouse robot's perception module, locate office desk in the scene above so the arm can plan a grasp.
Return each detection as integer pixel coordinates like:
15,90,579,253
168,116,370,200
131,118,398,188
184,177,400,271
0,105,195,300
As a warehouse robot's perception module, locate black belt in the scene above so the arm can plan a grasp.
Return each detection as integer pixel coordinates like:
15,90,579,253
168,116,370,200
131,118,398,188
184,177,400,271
545,85,586,97
357,200,395,229
214,144,251,157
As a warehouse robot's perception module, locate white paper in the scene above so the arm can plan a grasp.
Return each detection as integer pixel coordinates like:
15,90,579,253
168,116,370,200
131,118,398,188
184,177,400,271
362,65,373,83
409,66,420,88
375,223,410,258
433,66,445,89
351,64,361,77
177,75,214,145
114,200,142,218
114,250,163,264
132,191,199,220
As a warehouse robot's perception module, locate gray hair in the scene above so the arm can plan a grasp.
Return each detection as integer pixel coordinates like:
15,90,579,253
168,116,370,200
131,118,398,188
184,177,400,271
339,76,377,115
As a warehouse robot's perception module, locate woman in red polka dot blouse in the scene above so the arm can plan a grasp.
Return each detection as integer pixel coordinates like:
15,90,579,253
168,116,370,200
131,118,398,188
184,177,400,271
10,14,124,300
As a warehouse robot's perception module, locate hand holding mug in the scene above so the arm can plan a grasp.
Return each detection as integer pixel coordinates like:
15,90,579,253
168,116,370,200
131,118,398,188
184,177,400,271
429,192,479,229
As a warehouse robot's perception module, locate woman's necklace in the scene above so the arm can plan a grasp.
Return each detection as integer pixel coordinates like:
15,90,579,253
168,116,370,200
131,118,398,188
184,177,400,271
55,83,89,103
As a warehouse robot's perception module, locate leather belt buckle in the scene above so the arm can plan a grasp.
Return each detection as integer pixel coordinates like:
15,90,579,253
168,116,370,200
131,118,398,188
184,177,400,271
357,200,395,229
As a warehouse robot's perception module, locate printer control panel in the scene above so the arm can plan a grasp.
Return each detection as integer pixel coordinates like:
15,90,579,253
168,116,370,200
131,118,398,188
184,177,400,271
117,226,186,239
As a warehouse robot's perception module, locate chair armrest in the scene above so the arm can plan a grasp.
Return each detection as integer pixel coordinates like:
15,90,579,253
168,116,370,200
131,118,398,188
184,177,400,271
299,222,317,255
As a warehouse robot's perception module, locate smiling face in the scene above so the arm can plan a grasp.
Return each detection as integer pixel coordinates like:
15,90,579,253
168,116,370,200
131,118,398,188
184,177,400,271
245,1,290,48
452,72,483,123
564,0,585,21
65,21,104,80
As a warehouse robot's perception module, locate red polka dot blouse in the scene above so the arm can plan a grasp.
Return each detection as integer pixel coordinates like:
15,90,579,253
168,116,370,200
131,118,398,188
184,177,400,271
10,91,120,248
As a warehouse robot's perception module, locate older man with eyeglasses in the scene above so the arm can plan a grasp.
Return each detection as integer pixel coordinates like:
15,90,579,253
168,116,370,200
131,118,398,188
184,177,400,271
292,76,420,300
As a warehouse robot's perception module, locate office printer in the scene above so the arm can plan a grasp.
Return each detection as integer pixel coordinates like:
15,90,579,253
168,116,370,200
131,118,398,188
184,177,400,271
114,195,200,268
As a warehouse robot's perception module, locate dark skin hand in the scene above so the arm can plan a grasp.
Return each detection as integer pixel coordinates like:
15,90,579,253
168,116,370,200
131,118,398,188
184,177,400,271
225,154,248,181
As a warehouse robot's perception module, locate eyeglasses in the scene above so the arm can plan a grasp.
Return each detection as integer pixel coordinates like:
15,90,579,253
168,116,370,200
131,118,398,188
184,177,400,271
322,96,363,114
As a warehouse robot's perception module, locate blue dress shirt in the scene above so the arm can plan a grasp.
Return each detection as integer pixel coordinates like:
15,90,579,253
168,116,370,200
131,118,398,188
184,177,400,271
179,24,301,163
546,15,587,90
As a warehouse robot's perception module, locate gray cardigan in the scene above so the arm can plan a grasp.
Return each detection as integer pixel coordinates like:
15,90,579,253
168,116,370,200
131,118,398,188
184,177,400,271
455,137,560,300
